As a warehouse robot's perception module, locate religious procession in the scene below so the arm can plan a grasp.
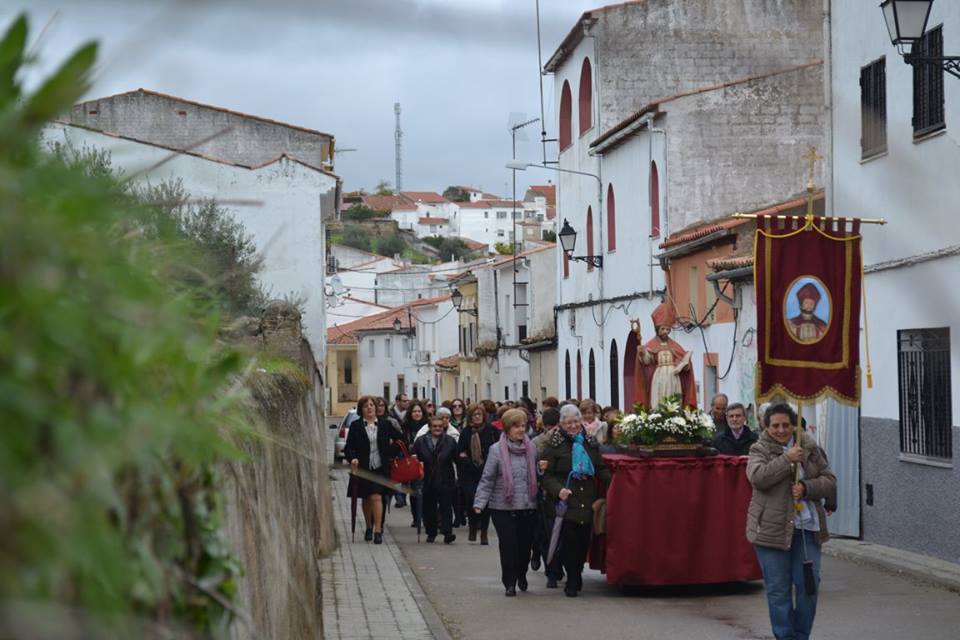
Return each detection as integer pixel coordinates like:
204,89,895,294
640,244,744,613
7,1,959,639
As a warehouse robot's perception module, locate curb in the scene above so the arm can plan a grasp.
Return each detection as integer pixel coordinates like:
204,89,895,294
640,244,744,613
382,524,454,640
824,539,960,593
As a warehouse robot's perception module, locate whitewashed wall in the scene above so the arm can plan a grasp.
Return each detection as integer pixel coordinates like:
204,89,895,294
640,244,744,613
45,124,337,365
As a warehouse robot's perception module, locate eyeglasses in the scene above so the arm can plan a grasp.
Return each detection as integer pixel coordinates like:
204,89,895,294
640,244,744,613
452,403,463,408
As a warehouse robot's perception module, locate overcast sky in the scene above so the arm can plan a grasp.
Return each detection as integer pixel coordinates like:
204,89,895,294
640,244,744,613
6,0,600,195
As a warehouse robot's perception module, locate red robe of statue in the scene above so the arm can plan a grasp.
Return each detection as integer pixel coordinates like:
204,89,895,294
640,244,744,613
634,337,698,410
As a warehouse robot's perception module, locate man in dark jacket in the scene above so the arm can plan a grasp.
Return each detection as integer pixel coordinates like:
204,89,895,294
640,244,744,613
413,416,458,543
711,402,758,455
456,411,498,543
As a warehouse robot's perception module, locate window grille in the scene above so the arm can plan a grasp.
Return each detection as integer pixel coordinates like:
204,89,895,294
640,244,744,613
897,328,952,460
912,25,945,137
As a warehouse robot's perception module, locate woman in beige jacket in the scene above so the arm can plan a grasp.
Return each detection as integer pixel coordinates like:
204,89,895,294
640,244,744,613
746,403,836,640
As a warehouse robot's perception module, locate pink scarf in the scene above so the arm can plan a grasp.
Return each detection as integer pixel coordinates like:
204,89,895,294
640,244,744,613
583,419,602,438
499,433,538,505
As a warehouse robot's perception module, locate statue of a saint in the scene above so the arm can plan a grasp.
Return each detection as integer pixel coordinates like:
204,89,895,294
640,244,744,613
633,302,698,410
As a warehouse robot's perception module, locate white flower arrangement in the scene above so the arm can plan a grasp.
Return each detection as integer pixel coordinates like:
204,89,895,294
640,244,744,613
613,394,716,446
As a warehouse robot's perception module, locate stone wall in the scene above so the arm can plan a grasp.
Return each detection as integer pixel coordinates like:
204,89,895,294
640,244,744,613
662,62,825,230
221,302,336,639
592,0,824,133
860,417,960,563
66,89,333,169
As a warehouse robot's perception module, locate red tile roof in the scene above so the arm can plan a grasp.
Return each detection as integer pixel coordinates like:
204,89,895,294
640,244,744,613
401,191,447,204
660,192,824,249
526,184,557,205
362,195,416,212
418,217,448,225
326,295,452,345
435,354,460,369
706,255,754,271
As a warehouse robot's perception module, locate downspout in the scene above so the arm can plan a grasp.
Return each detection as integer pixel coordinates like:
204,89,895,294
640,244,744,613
823,0,834,217
647,116,667,297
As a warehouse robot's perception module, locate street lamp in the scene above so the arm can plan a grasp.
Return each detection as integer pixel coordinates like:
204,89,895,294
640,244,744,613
392,317,402,333
450,287,477,316
880,0,960,78
557,218,603,269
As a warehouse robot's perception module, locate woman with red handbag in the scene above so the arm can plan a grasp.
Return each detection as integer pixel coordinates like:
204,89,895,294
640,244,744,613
412,416,459,544
344,395,400,545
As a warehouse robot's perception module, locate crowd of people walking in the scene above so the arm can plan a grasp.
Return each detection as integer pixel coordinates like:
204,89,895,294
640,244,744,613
344,391,838,637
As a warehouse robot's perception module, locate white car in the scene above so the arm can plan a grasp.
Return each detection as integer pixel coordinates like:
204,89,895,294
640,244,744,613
332,409,358,463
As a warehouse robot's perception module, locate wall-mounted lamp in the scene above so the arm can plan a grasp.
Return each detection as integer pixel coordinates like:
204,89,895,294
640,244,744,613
881,0,960,78
558,219,603,269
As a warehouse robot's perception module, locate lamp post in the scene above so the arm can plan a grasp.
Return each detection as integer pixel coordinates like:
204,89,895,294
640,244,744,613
507,160,604,270
880,0,960,78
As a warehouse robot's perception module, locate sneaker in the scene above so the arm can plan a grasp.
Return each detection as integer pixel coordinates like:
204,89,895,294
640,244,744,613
443,533,457,544
364,528,373,542
546,578,558,589
373,532,383,545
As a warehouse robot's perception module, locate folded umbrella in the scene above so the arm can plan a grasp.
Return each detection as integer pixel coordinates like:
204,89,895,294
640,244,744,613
350,473,359,543
546,499,568,566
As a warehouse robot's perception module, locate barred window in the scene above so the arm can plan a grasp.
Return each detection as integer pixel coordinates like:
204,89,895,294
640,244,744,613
898,328,952,461
912,25,945,137
860,57,887,158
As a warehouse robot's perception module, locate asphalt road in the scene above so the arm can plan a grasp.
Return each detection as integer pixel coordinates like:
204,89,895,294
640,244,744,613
384,504,960,640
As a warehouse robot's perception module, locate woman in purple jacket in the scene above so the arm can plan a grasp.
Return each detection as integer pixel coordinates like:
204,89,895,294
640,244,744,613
473,409,540,597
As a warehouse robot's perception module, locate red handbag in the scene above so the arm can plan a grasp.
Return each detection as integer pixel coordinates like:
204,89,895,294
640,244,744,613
390,440,424,484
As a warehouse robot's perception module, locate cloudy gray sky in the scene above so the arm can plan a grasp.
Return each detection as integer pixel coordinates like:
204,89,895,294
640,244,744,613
6,0,599,195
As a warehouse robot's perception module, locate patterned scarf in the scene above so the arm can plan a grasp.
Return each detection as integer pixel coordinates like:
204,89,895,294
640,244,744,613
569,431,595,481
499,433,539,504
470,427,483,466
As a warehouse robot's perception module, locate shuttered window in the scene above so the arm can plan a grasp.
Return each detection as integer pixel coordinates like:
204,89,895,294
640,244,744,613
860,57,887,158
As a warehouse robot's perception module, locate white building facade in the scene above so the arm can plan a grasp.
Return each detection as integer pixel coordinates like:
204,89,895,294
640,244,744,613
828,0,960,561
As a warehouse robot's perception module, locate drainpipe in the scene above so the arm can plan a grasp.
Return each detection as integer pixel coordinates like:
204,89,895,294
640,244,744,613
645,114,667,297
823,0,834,217
585,20,607,380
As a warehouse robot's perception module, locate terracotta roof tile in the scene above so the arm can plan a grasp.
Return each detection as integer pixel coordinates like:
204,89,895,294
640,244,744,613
326,294,451,344
418,217,448,225
435,354,460,369
706,255,754,271
526,184,557,205
362,195,416,212
401,191,447,204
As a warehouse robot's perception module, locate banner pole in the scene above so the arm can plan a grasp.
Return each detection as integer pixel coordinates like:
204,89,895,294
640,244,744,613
794,401,804,512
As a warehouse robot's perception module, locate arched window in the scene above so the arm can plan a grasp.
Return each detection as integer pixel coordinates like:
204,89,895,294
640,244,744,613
609,340,619,409
576,350,583,400
564,350,572,399
650,160,661,238
344,356,353,385
559,80,572,151
586,206,594,271
588,349,596,401
607,183,616,252
578,58,592,135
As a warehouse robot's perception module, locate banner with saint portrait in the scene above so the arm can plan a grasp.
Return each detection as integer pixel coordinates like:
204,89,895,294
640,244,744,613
754,215,863,405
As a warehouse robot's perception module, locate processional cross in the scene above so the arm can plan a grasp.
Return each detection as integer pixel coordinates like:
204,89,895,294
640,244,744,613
801,146,824,218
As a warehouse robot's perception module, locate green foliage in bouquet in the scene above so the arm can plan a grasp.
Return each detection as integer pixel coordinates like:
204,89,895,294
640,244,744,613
612,394,716,445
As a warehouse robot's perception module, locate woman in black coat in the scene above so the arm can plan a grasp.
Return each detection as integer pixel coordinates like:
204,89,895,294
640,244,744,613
412,415,459,544
457,402,498,544
344,395,400,544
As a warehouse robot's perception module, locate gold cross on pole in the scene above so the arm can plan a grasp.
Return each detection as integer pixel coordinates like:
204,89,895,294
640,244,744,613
801,146,824,220
801,146,824,191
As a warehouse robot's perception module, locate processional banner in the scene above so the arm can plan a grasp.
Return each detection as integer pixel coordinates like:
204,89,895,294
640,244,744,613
754,215,862,405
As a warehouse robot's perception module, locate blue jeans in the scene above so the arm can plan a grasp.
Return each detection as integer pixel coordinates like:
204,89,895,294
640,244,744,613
754,529,822,640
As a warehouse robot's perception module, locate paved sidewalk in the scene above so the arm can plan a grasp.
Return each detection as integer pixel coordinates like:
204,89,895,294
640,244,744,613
825,538,960,593
320,469,451,640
